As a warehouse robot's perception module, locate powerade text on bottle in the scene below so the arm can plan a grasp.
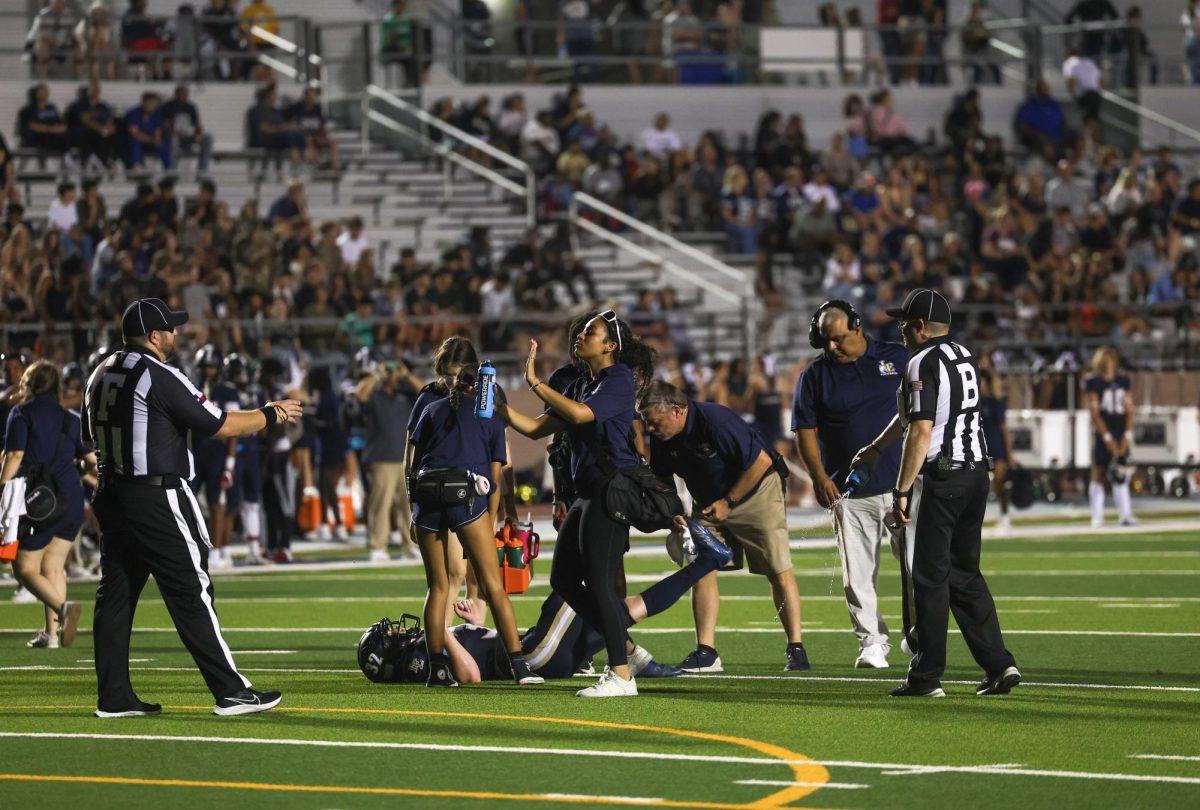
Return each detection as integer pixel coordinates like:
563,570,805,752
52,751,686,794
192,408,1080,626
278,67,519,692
475,360,496,419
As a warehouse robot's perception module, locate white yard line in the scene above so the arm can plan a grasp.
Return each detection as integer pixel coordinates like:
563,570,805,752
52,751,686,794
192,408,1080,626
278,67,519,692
1131,754,1200,762
2,734,1194,789
734,779,870,790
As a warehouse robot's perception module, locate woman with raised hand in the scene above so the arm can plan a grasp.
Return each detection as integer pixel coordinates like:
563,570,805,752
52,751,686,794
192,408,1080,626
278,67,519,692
497,310,652,698
408,337,542,688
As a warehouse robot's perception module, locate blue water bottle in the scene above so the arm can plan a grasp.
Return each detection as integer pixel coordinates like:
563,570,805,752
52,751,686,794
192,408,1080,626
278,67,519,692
475,360,496,419
842,463,872,497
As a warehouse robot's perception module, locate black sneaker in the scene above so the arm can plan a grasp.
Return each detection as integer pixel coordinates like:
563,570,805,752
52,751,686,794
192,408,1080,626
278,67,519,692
976,666,1022,696
677,645,723,673
213,688,282,716
888,682,946,698
426,657,458,688
784,643,811,672
510,655,545,686
95,699,162,718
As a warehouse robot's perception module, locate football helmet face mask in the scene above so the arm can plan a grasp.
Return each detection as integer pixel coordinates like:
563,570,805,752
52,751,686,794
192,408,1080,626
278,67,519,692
357,614,429,683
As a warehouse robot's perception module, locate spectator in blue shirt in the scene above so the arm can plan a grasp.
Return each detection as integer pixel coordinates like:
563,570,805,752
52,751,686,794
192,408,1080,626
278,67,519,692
640,380,808,675
792,300,909,669
1147,265,1187,306
124,91,171,170
1015,79,1067,159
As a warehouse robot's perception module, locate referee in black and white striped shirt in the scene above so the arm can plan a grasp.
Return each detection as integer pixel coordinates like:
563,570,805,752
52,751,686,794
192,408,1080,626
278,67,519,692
853,289,1020,698
84,298,302,717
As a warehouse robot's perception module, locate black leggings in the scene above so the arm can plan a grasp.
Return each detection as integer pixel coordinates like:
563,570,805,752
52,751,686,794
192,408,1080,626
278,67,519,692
549,496,630,668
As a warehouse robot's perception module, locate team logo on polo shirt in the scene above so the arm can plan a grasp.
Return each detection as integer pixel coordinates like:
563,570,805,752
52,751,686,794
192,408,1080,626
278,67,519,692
878,361,899,376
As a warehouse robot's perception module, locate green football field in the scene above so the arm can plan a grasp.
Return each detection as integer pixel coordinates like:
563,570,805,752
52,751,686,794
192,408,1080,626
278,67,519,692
0,524,1197,809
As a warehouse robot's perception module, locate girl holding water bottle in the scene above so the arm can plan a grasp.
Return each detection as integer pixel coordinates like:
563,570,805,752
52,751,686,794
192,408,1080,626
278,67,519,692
408,339,542,688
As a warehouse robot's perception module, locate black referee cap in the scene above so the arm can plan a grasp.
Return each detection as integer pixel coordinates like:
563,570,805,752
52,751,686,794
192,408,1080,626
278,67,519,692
885,288,952,325
122,298,190,338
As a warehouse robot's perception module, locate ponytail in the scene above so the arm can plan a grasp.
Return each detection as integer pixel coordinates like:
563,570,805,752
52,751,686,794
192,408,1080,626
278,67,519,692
605,315,657,398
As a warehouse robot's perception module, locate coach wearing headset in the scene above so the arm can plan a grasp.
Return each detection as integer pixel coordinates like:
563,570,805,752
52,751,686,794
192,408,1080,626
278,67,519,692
791,300,910,669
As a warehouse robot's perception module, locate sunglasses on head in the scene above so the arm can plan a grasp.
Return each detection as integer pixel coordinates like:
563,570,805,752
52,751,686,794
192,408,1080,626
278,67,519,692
596,309,622,352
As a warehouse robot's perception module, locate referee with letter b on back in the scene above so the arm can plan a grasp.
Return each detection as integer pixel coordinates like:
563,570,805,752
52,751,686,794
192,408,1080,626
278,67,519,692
852,289,1021,698
84,298,302,717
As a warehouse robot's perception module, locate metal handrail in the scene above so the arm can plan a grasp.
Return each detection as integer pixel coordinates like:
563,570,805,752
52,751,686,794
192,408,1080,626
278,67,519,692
1098,89,1200,148
362,84,537,228
570,192,750,293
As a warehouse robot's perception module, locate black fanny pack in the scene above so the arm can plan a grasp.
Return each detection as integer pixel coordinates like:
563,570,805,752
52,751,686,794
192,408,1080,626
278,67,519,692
412,467,474,505
583,431,682,533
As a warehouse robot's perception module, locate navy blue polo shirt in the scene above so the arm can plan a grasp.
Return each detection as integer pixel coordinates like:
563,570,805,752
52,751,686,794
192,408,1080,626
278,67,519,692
411,391,507,486
407,385,445,437
568,363,640,498
649,400,765,507
791,338,908,497
5,394,88,494
545,362,586,414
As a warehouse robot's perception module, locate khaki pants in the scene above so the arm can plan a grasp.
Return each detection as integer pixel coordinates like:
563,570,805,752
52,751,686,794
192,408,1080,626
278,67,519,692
696,476,792,576
367,462,411,551
831,492,900,648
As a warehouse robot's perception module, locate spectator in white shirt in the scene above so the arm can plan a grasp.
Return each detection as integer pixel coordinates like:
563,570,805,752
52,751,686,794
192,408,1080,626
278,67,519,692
822,242,861,298
1063,48,1102,123
47,181,78,232
802,164,841,213
520,110,561,174
337,216,369,266
641,112,683,162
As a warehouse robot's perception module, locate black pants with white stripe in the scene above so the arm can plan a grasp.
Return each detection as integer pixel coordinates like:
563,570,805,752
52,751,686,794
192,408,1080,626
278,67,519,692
905,468,1016,688
92,481,250,708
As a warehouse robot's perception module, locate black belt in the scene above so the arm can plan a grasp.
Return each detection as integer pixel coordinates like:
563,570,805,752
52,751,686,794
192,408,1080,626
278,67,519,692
103,473,185,489
922,460,987,474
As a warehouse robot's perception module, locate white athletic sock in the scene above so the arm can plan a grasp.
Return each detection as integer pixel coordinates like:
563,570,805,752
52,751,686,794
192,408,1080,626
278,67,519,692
242,502,261,541
1114,482,1133,522
1089,482,1106,524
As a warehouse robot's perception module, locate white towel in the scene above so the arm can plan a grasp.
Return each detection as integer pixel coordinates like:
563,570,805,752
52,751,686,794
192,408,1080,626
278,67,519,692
0,477,27,546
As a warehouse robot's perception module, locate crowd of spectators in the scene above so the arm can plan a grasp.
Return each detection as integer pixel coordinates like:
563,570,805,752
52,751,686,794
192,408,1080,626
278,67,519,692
424,73,1198,370
25,0,285,82
10,79,336,176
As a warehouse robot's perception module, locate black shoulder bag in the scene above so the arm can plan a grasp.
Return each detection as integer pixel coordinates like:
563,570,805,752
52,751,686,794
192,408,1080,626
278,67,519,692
583,430,682,533
20,412,72,536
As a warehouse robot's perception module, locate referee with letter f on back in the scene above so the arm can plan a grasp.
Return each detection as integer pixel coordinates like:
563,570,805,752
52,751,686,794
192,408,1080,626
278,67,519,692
84,298,302,717
852,289,1021,698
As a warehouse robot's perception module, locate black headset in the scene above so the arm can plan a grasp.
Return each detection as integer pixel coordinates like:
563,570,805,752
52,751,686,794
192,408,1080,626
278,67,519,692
808,300,861,350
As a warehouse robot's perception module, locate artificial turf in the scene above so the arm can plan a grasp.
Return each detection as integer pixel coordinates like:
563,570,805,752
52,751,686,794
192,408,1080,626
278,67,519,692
0,527,1197,809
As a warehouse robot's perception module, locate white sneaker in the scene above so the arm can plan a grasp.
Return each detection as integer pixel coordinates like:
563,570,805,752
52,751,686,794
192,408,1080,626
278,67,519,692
1091,518,1104,529
317,524,333,542
997,514,1011,533
1119,516,1139,527
27,631,59,649
11,586,37,604
627,645,653,677
388,531,402,547
855,643,890,669
576,669,638,698
334,526,351,543
369,549,392,564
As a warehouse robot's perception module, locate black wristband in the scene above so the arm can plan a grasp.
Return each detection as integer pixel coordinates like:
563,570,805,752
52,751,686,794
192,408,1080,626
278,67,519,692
260,405,277,427
892,487,912,500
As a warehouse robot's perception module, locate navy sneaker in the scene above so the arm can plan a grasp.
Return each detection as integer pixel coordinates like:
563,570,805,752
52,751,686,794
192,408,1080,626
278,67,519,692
677,645,723,673
888,682,946,698
784,643,811,672
638,660,684,678
684,518,733,567
976,666,1021,696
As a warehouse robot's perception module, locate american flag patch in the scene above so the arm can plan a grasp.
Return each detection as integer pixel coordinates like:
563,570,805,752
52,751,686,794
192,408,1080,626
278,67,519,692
910,381,924,392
